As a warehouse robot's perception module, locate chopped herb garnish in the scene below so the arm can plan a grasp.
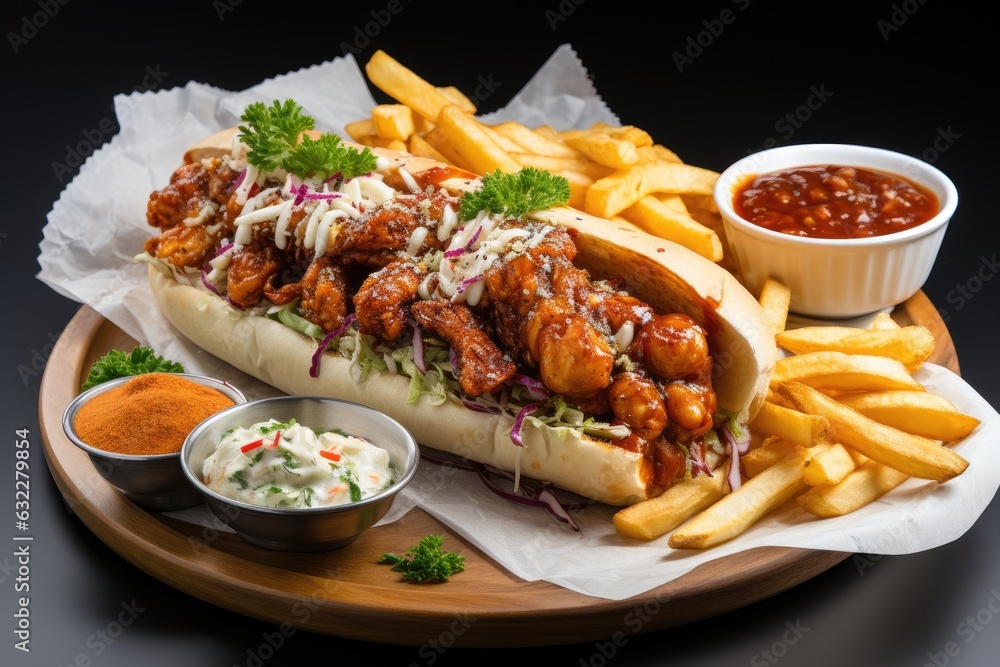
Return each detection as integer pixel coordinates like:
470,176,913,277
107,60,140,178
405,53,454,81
81,345,184,390
280,450,302,475
378,534,466,583
301,487,315,507
248,450,264,467
229,470,249,490
238,99,377,180
459,167,571,221
340,469,362,502
259,419,296,434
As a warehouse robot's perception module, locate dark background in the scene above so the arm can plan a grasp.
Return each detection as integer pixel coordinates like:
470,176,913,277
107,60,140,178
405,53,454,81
4,1,998,666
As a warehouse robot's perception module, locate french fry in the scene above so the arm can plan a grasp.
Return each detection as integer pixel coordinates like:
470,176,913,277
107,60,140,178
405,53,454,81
748,400,829,446
407,133,450,164
769,351,925,393
656,193,689,213
585,162,720,219
422,126,468,169
344,118,377,143
870,312,900,331
742,437,799,478
836,390,981,442
802,443,857,486
510,153,614,181
613,464,729,540
365,50,456,123
563,131,640,169
620,195,724,262
775,325,936,372
371,104,416,141
478,124,525,153
490,121,580,158
668,447,812,549
434,105,522,175
570,122,654,147
758,277,792,335
352,134,408,153
797,460,910,518
435,85,477,114
555,170,595,210
637,144,683,164
776,382,969,483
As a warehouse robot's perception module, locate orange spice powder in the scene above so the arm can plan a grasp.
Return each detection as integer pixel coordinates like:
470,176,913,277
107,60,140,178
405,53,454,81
73,373,236,455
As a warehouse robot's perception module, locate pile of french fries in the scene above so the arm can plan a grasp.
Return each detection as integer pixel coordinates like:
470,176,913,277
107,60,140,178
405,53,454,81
614,276,982,548
348,50,726,262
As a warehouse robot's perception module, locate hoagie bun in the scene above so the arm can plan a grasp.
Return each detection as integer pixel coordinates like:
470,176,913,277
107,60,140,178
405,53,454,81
144,126,775,506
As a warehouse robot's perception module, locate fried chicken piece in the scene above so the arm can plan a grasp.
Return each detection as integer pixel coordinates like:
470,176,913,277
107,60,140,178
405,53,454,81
146,159,238,229
327,189,451,262
299,256,351,332
144,224,219,270
628,313,710,381
410,301,516,397
608,370,668,440
226,240,283,309
353,260,423,342
523,297,615,395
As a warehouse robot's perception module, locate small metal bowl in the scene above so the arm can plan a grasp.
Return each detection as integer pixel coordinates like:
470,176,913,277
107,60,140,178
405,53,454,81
180,396,420,552
62,373,247,511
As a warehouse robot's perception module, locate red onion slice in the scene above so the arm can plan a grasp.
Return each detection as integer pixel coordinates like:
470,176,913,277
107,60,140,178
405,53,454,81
310,313,356,378
512,373,552,401
511,404,538,447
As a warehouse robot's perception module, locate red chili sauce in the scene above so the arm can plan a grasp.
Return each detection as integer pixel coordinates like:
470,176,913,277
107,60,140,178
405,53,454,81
733,165,939,239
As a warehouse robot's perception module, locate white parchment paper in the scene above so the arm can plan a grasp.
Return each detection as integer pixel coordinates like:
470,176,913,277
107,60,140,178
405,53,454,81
37,45,1000,601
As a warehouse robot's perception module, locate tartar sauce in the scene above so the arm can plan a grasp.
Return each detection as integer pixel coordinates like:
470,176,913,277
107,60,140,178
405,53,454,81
202,419,396,508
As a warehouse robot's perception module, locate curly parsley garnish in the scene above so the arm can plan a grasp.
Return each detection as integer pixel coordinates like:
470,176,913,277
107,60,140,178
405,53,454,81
238,98,377,180
81,345,184,390
378,534,466,583
459,167,571,221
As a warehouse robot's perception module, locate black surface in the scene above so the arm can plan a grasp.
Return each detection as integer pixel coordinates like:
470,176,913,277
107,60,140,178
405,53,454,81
4,2,998,666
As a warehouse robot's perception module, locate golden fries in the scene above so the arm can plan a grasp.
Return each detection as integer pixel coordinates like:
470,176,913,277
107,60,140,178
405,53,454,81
351,51,728,262
613,465,729,540
365,50,455,124
776,382,968,483
802,443,857,486
797,460,910,518
776,325,936,372
749,400,830,446
770,350,925,393
585,162,720,219
668,447,812,549
620,195,724,261
836,390,981,441
435,104,523,175
758,277,792,336
371,104,416,142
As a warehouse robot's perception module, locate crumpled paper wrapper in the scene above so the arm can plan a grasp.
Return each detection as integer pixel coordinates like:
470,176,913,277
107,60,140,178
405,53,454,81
37,45,1000,601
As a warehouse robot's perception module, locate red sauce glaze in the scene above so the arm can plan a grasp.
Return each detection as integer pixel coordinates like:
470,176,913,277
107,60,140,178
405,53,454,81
733,164,939,239
413,165,478,188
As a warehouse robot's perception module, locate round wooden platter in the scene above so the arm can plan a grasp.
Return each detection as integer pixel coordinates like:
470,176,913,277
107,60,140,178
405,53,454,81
38,293,958,648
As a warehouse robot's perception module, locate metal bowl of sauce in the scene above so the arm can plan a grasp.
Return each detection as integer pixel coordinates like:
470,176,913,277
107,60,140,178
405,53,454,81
714,143,958,318
180,396,420,552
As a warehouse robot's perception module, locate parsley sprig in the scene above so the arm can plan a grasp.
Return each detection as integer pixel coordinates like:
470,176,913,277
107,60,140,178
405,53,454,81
238,99,377,180
81,346,184,390
459,167,571,221
378,534,466,583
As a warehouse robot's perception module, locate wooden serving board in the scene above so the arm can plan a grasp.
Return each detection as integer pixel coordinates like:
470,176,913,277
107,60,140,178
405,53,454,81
38,293,958,647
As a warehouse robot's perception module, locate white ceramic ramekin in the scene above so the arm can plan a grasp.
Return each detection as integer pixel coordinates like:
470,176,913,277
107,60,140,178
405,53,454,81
713,144,958,319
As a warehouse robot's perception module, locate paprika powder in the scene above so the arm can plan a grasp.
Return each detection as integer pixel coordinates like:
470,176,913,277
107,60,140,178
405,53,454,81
73,373,236,455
